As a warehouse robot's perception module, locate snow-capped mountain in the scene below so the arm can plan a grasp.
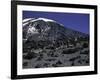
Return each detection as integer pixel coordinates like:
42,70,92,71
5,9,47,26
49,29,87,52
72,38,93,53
23,18,89,68
23,17,89,50
23,18,88,38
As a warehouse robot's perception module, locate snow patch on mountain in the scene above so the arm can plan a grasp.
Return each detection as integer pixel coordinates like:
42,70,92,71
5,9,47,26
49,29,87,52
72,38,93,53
23,18,56,27
28,26,38,34
37,18,55,22
23,18,56,23
23,18,34,23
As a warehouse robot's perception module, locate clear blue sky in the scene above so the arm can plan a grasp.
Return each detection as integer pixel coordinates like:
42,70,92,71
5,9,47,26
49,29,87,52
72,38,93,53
23,11,89,34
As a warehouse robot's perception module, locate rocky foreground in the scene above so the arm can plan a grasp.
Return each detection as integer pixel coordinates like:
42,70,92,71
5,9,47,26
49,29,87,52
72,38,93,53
23,42,89,68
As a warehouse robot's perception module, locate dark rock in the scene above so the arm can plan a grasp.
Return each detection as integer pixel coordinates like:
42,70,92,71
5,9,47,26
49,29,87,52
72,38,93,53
80,50,89,54
43,63,50,67
35,64,42,68
23,62,28,66
82,43,89,48
23,52,37,60
45,58,56,61
69,56,81,61
56,60,62,65
62,48,78,54
52,64,58,67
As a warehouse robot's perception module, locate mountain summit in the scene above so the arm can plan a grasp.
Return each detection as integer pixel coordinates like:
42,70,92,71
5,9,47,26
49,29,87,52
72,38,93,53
23,18,89,68
23,18,88,43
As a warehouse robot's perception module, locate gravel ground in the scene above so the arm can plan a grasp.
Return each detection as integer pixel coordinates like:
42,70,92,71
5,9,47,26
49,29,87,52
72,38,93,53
23,46,89,69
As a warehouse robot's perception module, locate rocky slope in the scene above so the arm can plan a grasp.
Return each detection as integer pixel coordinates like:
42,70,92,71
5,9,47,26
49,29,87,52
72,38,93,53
22,18,89,69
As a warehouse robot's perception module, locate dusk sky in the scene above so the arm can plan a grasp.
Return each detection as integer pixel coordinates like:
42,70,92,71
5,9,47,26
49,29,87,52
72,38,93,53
23,11,89,34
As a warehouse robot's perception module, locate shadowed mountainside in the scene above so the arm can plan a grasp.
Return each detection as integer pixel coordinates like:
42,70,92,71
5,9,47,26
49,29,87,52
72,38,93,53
22,18,89,68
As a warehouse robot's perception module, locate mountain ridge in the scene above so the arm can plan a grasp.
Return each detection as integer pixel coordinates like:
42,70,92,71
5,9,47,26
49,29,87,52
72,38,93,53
23,18,89,42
